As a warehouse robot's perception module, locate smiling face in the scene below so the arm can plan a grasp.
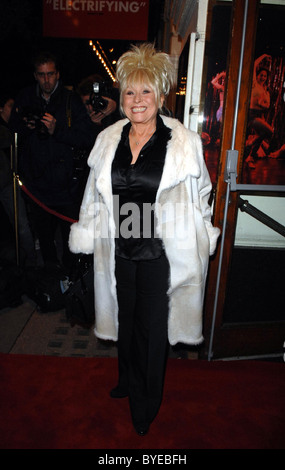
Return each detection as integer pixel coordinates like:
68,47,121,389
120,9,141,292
256,69,268,86
122,80,164,126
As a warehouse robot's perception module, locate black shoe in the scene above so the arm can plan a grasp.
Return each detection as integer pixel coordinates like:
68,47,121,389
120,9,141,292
110,386,128,399
134,424,149,436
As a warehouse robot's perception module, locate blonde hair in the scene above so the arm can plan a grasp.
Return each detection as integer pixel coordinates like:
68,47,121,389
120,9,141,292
116,43,176,114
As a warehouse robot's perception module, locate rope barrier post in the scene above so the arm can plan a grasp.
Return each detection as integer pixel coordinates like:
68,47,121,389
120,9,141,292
11,134,19,266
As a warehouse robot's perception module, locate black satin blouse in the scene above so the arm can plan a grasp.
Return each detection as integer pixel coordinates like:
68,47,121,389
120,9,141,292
111,114,171,260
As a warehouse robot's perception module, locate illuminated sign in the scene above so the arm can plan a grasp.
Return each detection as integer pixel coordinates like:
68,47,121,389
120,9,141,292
43,0,149,40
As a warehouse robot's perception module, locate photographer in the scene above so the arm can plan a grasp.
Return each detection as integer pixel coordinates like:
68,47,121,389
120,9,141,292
0,93,36,267
75,75,120,196
9,52,94,272
77,74,120,128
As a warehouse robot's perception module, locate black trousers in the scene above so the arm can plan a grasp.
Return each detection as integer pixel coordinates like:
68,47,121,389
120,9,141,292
115,254,170,427
28,200,78,271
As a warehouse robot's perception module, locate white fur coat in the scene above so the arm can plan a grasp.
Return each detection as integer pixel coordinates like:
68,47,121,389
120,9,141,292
69,116,220,345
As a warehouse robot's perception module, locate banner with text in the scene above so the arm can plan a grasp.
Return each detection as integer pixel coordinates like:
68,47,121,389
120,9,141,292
43,0,149,40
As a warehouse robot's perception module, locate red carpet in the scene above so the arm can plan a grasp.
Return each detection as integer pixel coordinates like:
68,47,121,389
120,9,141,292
0,354,284,449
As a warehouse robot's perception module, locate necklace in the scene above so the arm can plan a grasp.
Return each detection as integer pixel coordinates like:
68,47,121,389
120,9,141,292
130,127,156,146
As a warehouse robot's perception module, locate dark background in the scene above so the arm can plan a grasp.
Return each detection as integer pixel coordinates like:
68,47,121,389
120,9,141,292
0,0,164,95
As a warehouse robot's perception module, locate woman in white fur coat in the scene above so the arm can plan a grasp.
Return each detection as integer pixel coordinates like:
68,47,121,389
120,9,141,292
69,44,220,436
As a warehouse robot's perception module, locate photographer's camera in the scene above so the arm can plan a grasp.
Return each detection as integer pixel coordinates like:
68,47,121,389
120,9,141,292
20,106,48,137
89,82,108,113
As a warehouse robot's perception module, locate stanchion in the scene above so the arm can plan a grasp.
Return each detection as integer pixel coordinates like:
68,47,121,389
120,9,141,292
11,133,19,266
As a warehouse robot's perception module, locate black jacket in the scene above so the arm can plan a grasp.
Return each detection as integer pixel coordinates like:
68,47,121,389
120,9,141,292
0,121,13,190
9,82,96,206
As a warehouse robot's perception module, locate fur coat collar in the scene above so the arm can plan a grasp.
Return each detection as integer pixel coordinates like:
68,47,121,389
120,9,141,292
89,116,201,196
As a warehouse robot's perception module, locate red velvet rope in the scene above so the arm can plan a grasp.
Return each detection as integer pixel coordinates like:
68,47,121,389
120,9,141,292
17,177,78,224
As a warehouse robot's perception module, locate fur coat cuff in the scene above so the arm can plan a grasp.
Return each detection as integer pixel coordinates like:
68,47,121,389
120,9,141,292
69,222,94,254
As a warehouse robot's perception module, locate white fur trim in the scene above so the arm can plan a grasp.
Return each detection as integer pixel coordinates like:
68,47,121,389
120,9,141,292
69,222,94,254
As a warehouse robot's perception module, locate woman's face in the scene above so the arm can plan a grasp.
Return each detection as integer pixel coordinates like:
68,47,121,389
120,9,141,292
257,70,268,86
122,82,163,125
